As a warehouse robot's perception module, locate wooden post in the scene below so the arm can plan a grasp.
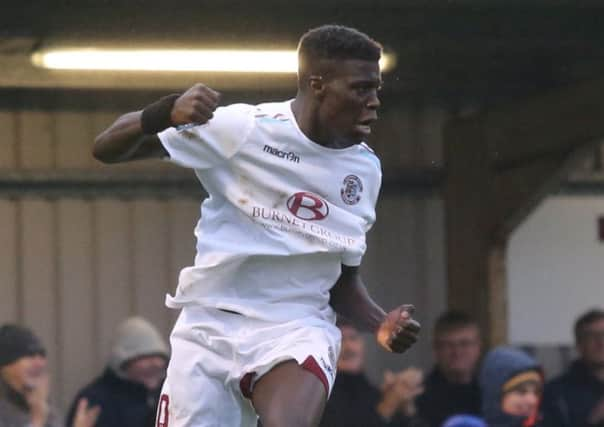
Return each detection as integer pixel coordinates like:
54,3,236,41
445,77,604,346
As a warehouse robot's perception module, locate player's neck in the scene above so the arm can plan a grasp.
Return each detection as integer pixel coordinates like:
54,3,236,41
291,96,354,149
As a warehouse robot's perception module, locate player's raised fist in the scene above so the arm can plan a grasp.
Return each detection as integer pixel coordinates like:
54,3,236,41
376,304,421,353
171,83,221,126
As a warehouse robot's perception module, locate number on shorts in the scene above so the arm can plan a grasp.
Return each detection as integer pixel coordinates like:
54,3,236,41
157,394,170,427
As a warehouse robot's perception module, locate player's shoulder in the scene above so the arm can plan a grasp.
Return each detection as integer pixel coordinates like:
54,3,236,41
250,100,294,124
355,142,382,172
211,100,293,127
215,102,256,116
173,102,255,134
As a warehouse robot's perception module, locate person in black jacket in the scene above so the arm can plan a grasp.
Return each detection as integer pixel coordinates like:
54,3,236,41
67,317,169,427
416,311,482,427
320,318,425,427
542,309,604,427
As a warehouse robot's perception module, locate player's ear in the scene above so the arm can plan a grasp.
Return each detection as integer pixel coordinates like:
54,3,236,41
308,75,325,99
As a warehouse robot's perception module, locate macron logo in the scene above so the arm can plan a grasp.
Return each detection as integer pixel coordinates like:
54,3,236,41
263,145,300,163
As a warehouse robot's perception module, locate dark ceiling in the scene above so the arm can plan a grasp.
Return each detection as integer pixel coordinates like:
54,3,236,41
2,0,604,107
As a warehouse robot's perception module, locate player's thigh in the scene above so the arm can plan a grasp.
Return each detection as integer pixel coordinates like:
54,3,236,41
158,376,251,427
161,310,241,426
252,360,327,427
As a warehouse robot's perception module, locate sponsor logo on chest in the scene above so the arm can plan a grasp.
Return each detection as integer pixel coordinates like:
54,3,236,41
250,191,359,250
286,192,329,220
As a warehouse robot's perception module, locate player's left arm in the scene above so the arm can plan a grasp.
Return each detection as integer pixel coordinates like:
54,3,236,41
329,265,420,353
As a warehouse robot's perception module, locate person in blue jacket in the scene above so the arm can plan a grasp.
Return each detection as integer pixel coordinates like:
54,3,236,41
443,346,543,427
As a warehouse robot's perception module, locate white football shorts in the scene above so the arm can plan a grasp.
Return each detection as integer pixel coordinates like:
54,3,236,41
155,306,341,427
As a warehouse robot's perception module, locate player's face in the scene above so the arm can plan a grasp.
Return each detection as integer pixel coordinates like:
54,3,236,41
318,59,381,145
434,326,481,378
577,319,604,368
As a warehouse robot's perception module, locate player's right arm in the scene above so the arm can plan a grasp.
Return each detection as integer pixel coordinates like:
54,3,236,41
330,265,420,353
93,84,220,163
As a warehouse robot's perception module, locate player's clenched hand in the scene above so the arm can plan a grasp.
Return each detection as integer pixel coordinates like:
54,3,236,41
376,304,420,353
171,83,221,126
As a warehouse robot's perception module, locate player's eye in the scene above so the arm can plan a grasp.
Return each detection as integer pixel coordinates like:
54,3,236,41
353,85,375,96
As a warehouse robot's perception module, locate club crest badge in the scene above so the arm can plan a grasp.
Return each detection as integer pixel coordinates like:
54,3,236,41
340,175,363,205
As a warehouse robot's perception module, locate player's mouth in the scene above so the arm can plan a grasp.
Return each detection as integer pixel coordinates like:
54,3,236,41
354,117,376,136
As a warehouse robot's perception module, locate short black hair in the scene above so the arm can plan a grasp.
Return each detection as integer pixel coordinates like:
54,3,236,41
0,324,46,367
434,310,479,337
297,25,382,77
574,308,604,343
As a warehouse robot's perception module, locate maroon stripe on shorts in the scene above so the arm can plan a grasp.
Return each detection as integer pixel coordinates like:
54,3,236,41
301,356,329,395
239,357,329,400
240,372,255,399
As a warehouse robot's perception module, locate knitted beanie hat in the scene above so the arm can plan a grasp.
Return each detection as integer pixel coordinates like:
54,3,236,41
108,317,169,375
0,324,46,367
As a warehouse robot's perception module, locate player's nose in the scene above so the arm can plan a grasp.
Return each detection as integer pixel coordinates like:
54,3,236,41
366,90,381,110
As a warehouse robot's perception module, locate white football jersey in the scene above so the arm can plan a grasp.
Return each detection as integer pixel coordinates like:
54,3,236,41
158,100,382,322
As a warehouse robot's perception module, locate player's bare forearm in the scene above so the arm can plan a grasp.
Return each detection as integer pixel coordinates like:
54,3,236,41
330,265,421,353
93,83,220,164
329,265,386,333
93,111,165,163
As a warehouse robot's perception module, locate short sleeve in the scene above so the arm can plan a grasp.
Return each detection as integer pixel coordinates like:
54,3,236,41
341,150,382,267
342,250,364,268
362,152,382,233
158,103,254,169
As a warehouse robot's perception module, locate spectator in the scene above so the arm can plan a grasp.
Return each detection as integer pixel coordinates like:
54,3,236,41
479,347,543,427
441,415,486,427
0,324,99,427
443,347,542,427
320,318,425,427
416,311,482,427
542,309,604,427
67,317,169,427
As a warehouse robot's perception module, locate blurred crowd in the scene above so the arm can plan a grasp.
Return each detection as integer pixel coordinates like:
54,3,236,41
0,317,168,427
1,308,603,427
321,308,604,427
